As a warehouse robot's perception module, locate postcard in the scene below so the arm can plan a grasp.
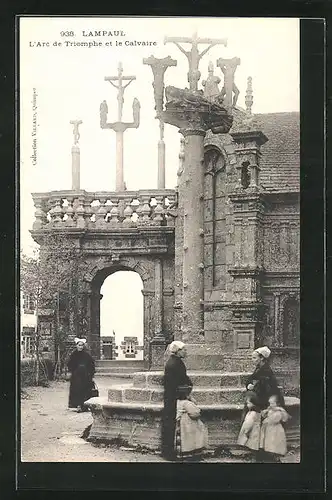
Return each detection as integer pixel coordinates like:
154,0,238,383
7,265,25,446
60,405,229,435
19,16,300,468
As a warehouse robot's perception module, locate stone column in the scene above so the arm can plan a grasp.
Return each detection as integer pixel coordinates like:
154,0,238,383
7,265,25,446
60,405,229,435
71,145,80,191
157,138,166,189
116,128,124,191
180,130,205,342
89,290,103,359
156,85,232,369
149,260,168,368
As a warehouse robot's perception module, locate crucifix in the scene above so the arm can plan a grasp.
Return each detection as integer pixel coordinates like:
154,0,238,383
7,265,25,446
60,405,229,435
164,31,227,91
143,55,177,188
70,119,83,145
101,62,140,191
105,62,136,122
70,120,82,190
217,57,241,108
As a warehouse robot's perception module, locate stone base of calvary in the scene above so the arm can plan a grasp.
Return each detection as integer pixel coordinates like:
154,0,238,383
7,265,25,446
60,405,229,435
31,31,300,450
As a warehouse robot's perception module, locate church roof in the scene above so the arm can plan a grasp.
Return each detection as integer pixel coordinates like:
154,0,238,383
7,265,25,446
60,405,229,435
252,112,300,193
205,110,300,193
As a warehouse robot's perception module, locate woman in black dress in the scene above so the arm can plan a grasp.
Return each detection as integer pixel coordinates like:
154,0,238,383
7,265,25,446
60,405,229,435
67,338,95,412
242,346,285,462
244,346,284,411
161,340,192,461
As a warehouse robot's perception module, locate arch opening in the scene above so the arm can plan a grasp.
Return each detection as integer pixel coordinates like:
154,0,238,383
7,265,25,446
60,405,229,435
100,270,144,360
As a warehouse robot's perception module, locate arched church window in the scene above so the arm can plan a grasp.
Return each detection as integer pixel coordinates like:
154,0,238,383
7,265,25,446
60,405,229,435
241,161,251,189
282,297,300,347
204,147,226,288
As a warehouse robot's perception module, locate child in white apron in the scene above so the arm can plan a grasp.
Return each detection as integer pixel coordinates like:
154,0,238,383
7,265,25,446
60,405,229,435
237,392,262,452
260,394,290,461
175,385,208,461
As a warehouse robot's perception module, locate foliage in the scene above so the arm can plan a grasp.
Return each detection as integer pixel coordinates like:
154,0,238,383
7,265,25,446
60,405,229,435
21,233,85,382
20,357,54,387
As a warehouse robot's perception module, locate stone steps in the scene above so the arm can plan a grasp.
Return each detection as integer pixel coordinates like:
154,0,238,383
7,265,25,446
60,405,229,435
95,360,146,368
108,385,249,405
86,395,300,449
96,367,144,373
94,372,134,379
94,360,147,377
132,371,252,388
89,395,300,412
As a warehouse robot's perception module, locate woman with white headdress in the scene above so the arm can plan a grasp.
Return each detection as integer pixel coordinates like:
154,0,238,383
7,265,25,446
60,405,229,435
67,338,95,412
244,346,284,411
161,340,192,461
239,346,285,462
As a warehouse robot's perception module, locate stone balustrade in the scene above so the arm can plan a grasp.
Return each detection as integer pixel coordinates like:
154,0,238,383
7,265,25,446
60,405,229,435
31,189,177,230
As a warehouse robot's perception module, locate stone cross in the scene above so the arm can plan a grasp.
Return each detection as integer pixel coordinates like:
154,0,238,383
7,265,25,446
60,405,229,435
101,62,140,191
105,62,136,122
164,31,227,91
143,55,177,115
143,55,177,189
70,119,83,145
69,120,82,190
217,57,241,107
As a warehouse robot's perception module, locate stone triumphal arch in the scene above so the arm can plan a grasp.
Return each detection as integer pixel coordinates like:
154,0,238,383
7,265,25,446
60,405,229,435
31,189,176,367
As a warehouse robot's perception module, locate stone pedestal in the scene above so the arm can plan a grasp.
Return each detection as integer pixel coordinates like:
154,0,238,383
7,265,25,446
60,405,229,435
86,371,300,450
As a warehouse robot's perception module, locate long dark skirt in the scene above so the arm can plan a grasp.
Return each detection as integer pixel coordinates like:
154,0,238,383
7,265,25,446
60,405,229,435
161,398,177,460
68,365,93,408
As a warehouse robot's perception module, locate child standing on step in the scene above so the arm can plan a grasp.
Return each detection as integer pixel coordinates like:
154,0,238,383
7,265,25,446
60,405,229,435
237,392,262,453
259,394,290,462
174,385,208,462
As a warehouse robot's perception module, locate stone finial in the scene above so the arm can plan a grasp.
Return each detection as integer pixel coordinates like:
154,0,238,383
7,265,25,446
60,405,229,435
245,76,253,115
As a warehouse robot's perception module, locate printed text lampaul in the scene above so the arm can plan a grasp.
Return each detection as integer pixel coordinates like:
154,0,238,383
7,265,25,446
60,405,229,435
82,30,125,36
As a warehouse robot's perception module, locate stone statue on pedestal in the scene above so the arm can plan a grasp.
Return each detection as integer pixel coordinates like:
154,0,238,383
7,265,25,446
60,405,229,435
100,100,108,127
132,98,141,127
202,61,221,101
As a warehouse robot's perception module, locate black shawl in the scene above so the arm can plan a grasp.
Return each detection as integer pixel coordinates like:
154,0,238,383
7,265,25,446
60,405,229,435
245,361,284,409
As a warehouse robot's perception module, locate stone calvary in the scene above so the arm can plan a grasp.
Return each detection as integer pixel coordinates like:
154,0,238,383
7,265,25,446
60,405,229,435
30,30,300,451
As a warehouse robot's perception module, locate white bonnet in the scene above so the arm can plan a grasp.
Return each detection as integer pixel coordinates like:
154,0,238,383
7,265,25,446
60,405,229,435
74,337,87,345
168,340,185,354
254,346,271,359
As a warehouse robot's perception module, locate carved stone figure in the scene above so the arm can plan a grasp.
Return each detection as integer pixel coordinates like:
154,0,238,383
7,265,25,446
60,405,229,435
100,100,108,126
70,120,83,145
132,98,141,127
202,61,221,101
217,57,241,107
143,55,177,114
164,31,227,91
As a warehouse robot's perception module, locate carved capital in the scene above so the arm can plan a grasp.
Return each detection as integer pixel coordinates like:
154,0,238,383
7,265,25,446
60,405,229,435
161,86,233,134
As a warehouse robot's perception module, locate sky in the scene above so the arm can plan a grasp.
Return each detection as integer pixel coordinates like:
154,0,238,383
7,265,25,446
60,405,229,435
19,17,299,339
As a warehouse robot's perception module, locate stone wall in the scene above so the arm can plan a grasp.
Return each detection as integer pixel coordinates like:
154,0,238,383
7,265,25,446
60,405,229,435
202,133,300,380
